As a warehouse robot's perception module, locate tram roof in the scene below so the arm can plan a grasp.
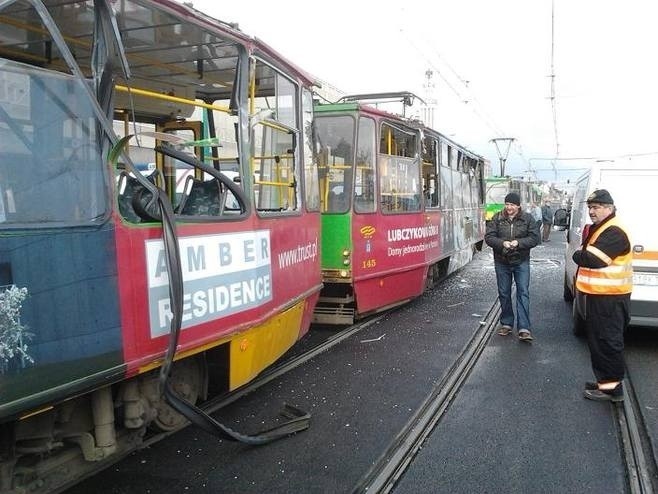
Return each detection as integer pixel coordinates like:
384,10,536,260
314,101,415,121
314,101,485,161
0,0,320,102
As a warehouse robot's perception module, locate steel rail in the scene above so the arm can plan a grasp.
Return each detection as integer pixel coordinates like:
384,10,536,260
201,314,388,412
139,314,389,449
46,316,390,493
617,376,656,494
351,300,501,494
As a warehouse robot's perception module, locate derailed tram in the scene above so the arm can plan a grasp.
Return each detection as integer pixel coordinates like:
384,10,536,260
313,95,486,324
0,0,321,491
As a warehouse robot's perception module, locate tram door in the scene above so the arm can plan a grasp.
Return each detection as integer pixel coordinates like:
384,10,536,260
155,120,203,206
439,141,455,253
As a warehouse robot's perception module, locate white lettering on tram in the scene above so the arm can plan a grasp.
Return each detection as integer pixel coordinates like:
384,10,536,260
157,275,271,329
387,240,440,258
277,237,318,269
145,230,272,337
387,225,439,242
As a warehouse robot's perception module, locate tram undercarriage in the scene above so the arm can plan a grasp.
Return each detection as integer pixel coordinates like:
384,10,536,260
0,354,206,493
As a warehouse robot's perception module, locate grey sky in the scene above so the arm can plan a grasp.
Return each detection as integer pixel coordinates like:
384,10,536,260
186,0,658,184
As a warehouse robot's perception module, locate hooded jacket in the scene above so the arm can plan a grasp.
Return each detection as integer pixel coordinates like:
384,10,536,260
485,210,540,265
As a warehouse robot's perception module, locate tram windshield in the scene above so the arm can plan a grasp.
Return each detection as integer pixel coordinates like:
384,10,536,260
315,116,355,213
0,61,107,227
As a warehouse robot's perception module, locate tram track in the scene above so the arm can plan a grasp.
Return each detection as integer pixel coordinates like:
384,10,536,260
617,375,656,494
133,314,390,453
48,315,389,494
62,297,657,494
199,315,389,416
351,300,501,494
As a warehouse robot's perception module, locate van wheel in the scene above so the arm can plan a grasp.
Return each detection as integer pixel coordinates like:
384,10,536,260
563,272,574,302
572,301,586,338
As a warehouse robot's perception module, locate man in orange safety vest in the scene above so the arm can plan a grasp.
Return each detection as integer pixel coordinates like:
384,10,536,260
573,189,632,402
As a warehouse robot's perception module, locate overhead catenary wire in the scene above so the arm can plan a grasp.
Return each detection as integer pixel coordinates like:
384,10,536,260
548,0,560,179
398,24,531,171
401,27,503,138
528,150,658,181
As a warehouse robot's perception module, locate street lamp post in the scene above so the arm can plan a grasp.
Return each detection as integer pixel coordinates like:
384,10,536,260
490,137,515,176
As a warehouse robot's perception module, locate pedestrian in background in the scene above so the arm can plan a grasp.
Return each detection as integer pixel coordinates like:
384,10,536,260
572,189,632,402
485,192,540,342
531,202,542,244
541,200,553,242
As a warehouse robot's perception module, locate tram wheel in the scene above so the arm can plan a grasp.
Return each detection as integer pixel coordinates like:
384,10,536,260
144,356,205,432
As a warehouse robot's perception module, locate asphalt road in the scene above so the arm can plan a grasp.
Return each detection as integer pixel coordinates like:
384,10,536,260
396,235,626,493
67,230,658,493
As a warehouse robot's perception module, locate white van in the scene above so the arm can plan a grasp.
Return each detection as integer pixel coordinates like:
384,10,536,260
558,157,658,331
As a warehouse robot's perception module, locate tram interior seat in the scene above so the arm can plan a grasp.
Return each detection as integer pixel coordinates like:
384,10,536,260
176,176,225,216
117,169,163,223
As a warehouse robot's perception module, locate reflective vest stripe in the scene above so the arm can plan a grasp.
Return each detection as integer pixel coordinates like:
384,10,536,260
580,264,632,274
576,217,633,295
576,275,634,286
586,245,612,264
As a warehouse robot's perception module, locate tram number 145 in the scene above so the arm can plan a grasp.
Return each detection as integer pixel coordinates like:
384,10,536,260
362,259,377,268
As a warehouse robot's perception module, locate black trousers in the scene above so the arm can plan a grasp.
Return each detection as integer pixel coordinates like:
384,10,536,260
585,293,630,382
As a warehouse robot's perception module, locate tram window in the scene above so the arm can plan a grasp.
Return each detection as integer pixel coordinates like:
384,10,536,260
440,165,452,209
449,146,459,169
0,62,107,227
461,172,473,207
440,141,449,167
452,170,464,208
315,115,355,213
378,123,420,213
251,63,301,214
253,122,298,212
469,171,480,207
422,136,439,208
276,73,296,129
302,89,320,212
354,117,376,213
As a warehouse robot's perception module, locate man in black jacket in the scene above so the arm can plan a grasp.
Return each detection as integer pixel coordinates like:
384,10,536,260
485,192,540,341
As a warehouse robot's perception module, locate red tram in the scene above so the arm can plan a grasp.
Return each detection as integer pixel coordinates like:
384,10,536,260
0,0,320,490
313,94,486,324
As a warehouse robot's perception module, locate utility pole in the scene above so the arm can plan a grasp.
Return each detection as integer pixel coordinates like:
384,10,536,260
490,137,515,176
421,69,437,129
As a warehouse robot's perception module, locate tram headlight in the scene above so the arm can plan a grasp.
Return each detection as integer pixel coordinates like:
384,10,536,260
342,249,351,266
340,269,349,278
